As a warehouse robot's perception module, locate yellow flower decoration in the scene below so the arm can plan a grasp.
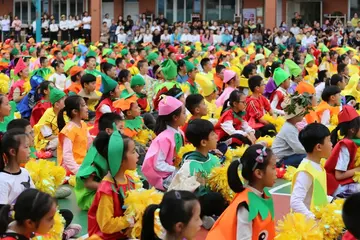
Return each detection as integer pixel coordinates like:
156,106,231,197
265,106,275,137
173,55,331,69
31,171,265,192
133,129,156,146
283,166,297,181
32,210,65,240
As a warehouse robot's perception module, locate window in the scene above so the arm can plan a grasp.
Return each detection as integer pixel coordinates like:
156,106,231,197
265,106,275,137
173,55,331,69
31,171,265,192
157,0,165,16
221,0,235,22
206,0,220,21
14,0,29,25
350,0,360,21
177,0,185,22
52,0,84,22
166,0,173,24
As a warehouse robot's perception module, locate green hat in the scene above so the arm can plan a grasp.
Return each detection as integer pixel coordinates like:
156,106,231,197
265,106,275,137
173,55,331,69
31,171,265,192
21,45,27,52
162,60,177,80
273,67,290,87
144,46,151,52
263,46,272,57
108,124,124,177
64,59,75,73
130,75,146,87
62,51,68,57
102,48,113,57
106,58,116,66
320,44,329,53
184,60,195,72
146,52,159,62
86,50,97,58
121,49,129,57
29,47,36,54
49,86,66,104
10,48,19,56
285,59,302,78
100,72,118,94
278,44,287,52
304,54,314,66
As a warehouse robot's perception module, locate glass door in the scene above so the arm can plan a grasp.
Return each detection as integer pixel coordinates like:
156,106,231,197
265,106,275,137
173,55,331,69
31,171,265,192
177,0,185,22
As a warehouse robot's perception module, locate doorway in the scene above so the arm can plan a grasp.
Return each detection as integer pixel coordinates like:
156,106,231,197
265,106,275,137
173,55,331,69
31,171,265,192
286,0,322,26
102,0,114,20
124,0,139,21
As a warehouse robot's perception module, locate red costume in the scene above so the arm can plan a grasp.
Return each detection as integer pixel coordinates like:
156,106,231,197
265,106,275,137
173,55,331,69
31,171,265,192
245,95,271,129
214,109,245,145
8,79,25,101
90,98,120,136
269,90,285,110
30,99,52,126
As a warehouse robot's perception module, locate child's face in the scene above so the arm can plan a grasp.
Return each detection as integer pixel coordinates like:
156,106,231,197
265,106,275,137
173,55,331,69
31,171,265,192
257,80,265,94
57,63,64,73
196,99,208,117
317,136,333,159
20,68,29,78
180,201,202,240
338,80,346,90
331,93,341,105
126,74,132,82
112,85,121,98
133,85,144,93
281,78,291,89
203,131,218,150
129,102,141,117
79,98,89,120
108,66,118,79
124,140,139,170
234,94,247,112
55,97,66,110
259,153,277,188
0,96,11,117
85,81,96,92
116,120,125,134
174,105,187,127
25,125,34,147
33,202,56,235
16,137,30,164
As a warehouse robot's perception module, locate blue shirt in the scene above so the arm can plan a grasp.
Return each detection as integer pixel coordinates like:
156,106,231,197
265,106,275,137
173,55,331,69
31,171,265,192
177,74,189,83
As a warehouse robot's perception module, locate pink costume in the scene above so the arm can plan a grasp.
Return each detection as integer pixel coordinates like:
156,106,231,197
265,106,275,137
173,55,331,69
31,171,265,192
215,70,237,107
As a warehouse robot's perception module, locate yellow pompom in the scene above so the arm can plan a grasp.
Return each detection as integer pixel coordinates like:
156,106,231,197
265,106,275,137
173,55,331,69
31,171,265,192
353,172,360,183
123,188,164,239
231,145,249,158
0,73,9,94
180,83,190,95
283,166,297,181
330,114,338,127
175,144,196,167
276,212,323,240
32,210,65,240
125,170,143,189
133,129,156,146
262,114,285,132
354,147,360,167
256,136,274,147
214,106,222,119
68,175,76,187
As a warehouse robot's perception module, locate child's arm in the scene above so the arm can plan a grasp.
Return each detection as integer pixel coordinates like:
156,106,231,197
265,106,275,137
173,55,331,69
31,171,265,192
40,125,57,140
335,146,360,180
320,109,330,126
84,174,100,190
270,94,285,115
290,171,315,219
96,195,130,234
236,206,253,240
62,137,80,174
154,149,176,173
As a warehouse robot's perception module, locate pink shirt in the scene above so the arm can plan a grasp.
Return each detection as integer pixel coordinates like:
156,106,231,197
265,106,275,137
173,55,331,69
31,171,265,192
12,20,22,31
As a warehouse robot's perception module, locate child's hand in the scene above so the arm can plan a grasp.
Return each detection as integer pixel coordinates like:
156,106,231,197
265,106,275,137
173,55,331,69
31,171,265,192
212,149,223,158
247,132,256,144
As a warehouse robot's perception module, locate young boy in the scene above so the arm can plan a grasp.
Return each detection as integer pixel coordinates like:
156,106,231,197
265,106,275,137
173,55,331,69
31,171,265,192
315,85,341,126
181,94,208,134
7,119,36,159
291,122,332,219
342,193,360,240
75,112,124,210
130,75,150,113
138,59,155,110
270,67,290,116
169,119,226,230
65,66,84,95
214,64,226,92
33,86,66,155
84,50,102,90
184,60,199,95
246,75,276,137
78,74,101,115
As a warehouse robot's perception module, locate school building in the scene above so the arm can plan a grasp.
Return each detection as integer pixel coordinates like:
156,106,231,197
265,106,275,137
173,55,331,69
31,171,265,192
1,0,359,41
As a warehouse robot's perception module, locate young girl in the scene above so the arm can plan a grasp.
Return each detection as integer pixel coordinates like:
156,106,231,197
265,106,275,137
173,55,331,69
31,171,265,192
8,58,29,103
117,69,133,93
325,106,360,197
0,189,56,240
215,90,256,147
207,144,277,239
141,190,202,240
57,95,92,175
30,81,52,126
48,60,69,91
88,130,139,239
0,95,15,132
215,70,238,108
91,74,121,136
270,67,290,116
142,96,186,190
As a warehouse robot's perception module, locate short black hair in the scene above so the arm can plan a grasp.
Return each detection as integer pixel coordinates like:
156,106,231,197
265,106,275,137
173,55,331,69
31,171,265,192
216,64,226,74
326,74,343,86
85,55,96,63
102,62,115,74
116,57,124,67
321,86,341,102
200,58,210,69
40,56,48,65
81,74,96,87
242,63,257,78
185,94,204,115
54,50,61,56
248,75,263,92
343,192,360,238
337,63,347,74
137,59,147,69
298,123,330,153
98,112,123,131
185,119,214,147
7,119,31,131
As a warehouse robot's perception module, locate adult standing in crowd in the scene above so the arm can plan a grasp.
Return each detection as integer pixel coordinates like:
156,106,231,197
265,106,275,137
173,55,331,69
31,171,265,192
1,15,10,41
42,14,50,40
49,18,59,44
103,13,111,28
12,16,22,42
82,11,91,42
59,15,69,41
68,15,76,41
73,15,82,40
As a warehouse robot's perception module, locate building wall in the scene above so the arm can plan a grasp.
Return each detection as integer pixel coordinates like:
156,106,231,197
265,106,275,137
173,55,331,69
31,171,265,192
243,0,263,9
114,0,123,19
0,0,14,16
323,0,348,15
139,0,156,14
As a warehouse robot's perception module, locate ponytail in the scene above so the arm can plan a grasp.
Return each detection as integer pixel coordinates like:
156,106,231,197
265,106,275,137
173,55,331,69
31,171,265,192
57,108,67,131
221,99,230,115
0,204,11,233
141,204,161,240
330,125,341,146
57,95,83,131
221,90,243,115
154,106,182,135
227,160,245,193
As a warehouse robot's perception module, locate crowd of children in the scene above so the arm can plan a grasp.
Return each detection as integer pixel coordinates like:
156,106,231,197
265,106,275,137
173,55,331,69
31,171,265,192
1,35,360,240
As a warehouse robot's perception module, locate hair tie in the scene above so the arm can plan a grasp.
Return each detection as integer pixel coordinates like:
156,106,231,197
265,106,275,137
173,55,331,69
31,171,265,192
174,191,181,200
174,92,184,99
252,146,267,171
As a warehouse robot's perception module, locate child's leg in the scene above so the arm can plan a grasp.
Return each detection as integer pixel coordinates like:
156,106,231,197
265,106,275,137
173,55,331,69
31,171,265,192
222,134,252,147
199,192,228,217
281,154,306,167
258,123,277,137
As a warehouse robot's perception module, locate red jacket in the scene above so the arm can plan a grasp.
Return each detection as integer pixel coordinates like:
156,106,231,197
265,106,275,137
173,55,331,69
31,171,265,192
90,98,120,136
269,90,285,110
245,95,271,130
214,109,244,140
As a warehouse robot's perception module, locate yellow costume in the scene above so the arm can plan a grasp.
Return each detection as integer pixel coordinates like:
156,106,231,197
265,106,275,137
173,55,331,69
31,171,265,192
34,107,59,151
348,64,359,77
342,73,360,102
305,65,318,85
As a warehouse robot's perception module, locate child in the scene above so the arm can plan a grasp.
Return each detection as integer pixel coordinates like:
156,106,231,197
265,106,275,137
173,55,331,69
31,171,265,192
215,69,238,108
57,95,92,175
142,96,186,190
29,81,52,126
215,90,256,147
88,131,139,239
304,54,318,84
130,75,150,113
75,113,124,210
181,94,208,134
141,190,202,240
270,67,290,116
78,74,101,114
33,86,66,154
0,95,15,132
207,144,277,239
65,66,84,95
169,119,226,229
117,69,133,93
291,123,332,219
315,86,341,126
214,64,226,92
272,94,311,167
0,189,57,239
8,58,29,103
246,75,276,137
325,106,360,197
202,82,219,125
342,73,360,108
342,192,360,240
49,60,69,91
91,74,121,136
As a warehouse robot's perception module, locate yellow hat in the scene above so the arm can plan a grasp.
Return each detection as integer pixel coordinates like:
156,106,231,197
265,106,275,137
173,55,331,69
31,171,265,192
129,66,139,76
195,42,202,52
235,48,246,58
353,56,360,62
184,46,191,53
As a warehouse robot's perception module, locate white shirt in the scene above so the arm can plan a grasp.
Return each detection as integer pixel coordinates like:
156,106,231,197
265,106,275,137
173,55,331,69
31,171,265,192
50,23,59,32
143,34,153,44
270,87,286,115
180,33,192,43
191,34,200,43
213,34,222,45
42,19,49,29
290,26,300,36
49,73,70,91
160,34,170,43
220,118,255,137
32,21,36,31
68,20,76,29
290,159,323,219
1,19,10,31
74,20,82,30
103,18,111,28
117,33,127,43
151,25,161,33
82,16,91,29
59,20,68,30
301,36,315,47
0,168,35,205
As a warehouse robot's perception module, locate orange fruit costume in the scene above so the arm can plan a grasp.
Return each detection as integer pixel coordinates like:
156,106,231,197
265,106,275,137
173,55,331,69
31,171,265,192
206,188,275,240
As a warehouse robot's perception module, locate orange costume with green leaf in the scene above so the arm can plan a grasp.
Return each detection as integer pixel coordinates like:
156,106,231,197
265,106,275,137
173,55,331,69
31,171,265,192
315,101,340,122
206,188,275,240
